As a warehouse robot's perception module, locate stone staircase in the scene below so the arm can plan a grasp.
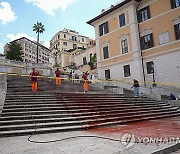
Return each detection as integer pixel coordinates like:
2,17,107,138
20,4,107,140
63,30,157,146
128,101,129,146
0,75,180,137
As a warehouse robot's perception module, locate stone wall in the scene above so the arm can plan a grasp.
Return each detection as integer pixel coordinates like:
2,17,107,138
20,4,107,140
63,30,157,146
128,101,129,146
0,74,7,116
168,100,180,107
0,59,53,76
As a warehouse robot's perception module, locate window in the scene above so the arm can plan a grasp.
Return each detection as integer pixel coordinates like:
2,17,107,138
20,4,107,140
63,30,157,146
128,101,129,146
137,6,151,23
82,38,84,42
58,34,60,39
119,13,126,27
123,65,131,77
72,36,77,41
73,44,77,49
64,34,66,38
170,0,180,9
121,39,128,54
105,69,110,79
146,61,154,74
140,33,154,50
99,22,109,36
174,23,180,40
63,42,67,46
103,46,109,59
83,57,87,65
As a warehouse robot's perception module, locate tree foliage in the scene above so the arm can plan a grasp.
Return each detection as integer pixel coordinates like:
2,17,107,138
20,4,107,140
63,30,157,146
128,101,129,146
33,22,45,34
6,42,23,61
88,53,97,70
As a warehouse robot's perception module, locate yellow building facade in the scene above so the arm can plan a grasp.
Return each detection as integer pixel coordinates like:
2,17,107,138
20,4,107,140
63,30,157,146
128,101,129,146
87,0,180,87
50,28,89,68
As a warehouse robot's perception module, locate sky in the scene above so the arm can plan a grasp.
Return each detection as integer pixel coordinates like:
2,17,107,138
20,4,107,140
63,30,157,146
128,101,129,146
0,0,122,54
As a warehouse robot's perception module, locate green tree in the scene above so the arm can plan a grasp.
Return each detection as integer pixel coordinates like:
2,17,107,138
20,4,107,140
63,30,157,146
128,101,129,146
88,53,97,70
33,21,45,63
6,42,23,61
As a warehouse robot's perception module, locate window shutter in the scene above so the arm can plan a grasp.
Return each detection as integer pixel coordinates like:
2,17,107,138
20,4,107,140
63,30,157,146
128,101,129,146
170,0,175,9
150,33,154,47
137,10,141,23
124,14,126,25
103,47,106,59
119,15,122,27
147,5,151,19
103,46,109,59
107,47,109,58
119,13,126,27
140,36,144,50
106,22,109,33
105,69,110,79
174,24,179,40
99,25,103,36
123,65,131,77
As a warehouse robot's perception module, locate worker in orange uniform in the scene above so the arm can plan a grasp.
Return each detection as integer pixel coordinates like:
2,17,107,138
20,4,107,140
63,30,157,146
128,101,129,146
30,68,40,92
55,68,61,85
82,72,88,93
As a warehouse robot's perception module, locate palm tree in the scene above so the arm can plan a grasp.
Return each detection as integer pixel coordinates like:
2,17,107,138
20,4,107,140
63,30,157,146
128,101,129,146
33,22,45,63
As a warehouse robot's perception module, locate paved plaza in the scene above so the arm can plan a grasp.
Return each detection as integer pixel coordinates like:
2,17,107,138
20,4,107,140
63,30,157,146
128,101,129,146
0,116,179,154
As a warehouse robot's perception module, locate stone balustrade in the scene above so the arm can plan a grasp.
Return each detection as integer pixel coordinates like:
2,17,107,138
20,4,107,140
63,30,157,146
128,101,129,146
0,74,7,116
0,59,53,76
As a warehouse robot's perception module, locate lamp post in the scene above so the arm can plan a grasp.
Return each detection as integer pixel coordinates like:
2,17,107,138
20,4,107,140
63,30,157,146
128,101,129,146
151,62,157,87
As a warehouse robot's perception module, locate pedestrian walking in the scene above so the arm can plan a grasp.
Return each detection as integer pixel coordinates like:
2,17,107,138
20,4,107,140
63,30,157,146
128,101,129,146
131,79,140,97
72,71,75,82
91,73,95,83
69,70,72,82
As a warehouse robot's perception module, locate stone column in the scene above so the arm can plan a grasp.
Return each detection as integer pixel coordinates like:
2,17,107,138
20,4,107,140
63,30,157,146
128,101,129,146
95,24,102,79
129,4,144,83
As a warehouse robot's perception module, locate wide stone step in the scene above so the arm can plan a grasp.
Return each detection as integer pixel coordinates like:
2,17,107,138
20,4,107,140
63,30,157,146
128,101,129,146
1,105,175,117
0,125,85,138
4,100,159,106
0,107,178,126
5,98,59,103
3,76,179,138
0,111,180,138
0,106,173,122
2,102,170,113
0,109,179,131
5,95,54,99
4,98,151,103
3,103,171,113
5,96,147,100
3,101,167,110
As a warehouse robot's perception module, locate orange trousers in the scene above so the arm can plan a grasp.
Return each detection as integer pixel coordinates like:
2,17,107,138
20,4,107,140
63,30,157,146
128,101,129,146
32,82,38,91
56,77,61,85
83,81,88,91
